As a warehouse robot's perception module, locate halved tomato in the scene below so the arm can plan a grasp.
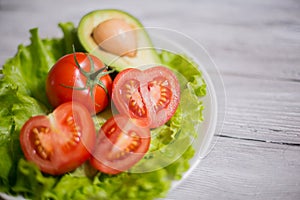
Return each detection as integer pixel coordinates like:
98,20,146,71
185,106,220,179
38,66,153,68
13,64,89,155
112,66,180,128
20,102,96,175
90,115,150,174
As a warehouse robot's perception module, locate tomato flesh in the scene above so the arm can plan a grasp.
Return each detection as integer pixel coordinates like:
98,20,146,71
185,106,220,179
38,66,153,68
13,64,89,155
112,66,180,128
148,77,172,112
46,53,112,114
20,102,96,175
90,115,150,174
122,79,147,118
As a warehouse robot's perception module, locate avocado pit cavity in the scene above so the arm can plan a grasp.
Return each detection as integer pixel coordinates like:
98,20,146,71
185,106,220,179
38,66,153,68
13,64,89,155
92,19,137,57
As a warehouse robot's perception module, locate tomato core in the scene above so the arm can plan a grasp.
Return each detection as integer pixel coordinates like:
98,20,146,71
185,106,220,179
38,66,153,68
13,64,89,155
122,79,147,118
148,78,172,112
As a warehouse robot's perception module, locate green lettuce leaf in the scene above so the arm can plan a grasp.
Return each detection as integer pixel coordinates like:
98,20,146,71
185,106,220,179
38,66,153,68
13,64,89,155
159,50,206,97
0,80,47,193
11,159,56,199
0,22,79,195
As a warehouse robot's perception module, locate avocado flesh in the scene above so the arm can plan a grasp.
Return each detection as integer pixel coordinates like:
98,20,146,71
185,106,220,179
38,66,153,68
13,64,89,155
77,9,161,71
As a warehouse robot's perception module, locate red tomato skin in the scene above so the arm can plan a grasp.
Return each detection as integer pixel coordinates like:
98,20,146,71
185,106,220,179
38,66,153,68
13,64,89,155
20,102,96,175
90,115,151,174
112,66,180,128
46,53,112,115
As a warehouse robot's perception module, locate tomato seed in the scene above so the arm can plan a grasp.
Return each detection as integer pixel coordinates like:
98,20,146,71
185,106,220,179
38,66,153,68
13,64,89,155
31,127,52,160
129,144,136,150
68,140,78,146
125,84,131,89
160,96,167,102
73,131,81,137
130,132,137,137
126,94,131,99
108,127,116,134
131,141,138,147
67,116,73,123
160,87,167,92
73,136,81,143
32,128,39,135
131,100,137,106
40,151,49,160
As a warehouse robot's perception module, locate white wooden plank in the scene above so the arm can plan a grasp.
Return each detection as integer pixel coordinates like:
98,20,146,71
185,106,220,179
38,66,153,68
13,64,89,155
220,75,300,144
166,136,300,200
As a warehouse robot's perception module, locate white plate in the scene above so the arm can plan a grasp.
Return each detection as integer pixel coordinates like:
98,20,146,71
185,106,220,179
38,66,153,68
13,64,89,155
0,27,226,200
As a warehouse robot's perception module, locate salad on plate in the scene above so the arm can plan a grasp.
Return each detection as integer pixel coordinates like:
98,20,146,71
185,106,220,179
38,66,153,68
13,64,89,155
0,9,207,200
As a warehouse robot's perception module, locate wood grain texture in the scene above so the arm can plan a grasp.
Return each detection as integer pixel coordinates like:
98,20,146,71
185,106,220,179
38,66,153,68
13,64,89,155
0,0,300,199
167,137,300,200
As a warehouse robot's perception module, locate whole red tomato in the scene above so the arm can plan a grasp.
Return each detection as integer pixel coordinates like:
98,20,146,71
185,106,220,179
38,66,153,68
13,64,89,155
46,52,112,114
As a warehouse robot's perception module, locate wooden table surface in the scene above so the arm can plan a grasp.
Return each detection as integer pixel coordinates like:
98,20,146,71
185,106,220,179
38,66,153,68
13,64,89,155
1,0,300,199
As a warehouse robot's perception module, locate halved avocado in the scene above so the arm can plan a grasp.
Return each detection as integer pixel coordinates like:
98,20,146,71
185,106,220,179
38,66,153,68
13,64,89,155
77,9,161,71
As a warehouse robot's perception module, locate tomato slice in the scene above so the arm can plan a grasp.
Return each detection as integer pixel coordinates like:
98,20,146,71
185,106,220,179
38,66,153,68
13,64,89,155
112,66,180,128
20,102,96,175
90,115,150,174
